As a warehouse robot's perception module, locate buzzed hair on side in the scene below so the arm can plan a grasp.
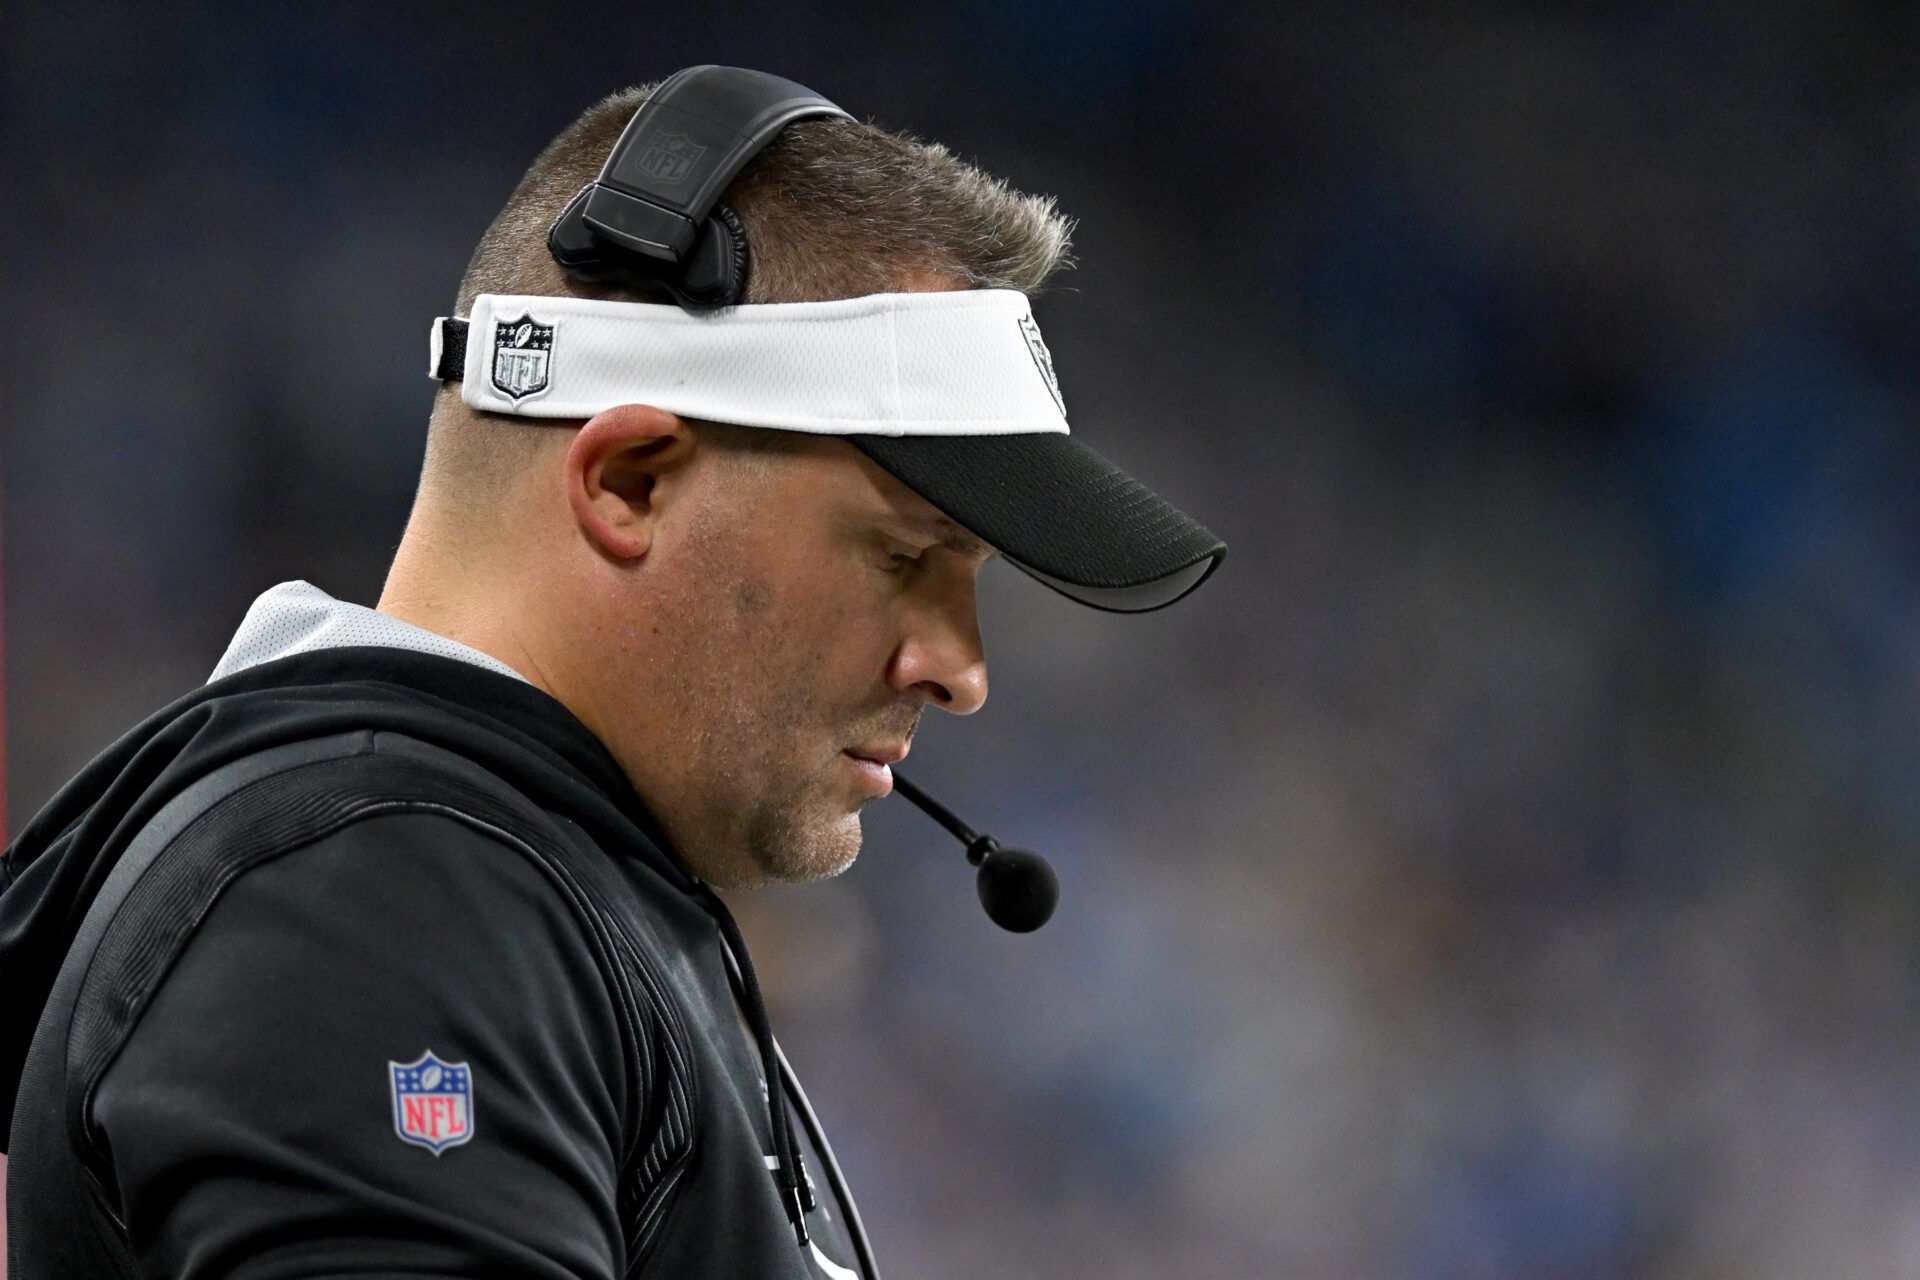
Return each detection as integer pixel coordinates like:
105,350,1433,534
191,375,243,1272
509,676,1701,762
419,82,1077,517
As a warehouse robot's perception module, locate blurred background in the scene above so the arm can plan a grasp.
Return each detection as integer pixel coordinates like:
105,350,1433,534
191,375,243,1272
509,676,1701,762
6,2,1920,1276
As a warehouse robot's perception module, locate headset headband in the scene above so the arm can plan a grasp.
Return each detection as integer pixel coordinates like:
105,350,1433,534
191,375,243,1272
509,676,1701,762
547,66,851,308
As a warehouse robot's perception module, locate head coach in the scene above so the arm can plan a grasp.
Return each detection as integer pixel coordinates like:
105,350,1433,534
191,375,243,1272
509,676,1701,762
1,67,1224,1279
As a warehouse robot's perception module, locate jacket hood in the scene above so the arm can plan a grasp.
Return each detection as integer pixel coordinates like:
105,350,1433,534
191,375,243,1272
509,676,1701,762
0,645,691,1141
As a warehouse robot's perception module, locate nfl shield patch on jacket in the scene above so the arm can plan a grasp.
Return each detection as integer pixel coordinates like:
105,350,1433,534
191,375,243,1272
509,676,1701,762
389,1050,474,1155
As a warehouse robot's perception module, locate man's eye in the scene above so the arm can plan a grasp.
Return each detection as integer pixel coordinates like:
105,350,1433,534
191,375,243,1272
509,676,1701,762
884,545,926,571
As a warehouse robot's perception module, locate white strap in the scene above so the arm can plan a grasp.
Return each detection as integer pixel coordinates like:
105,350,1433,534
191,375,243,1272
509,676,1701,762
440,289,1069,436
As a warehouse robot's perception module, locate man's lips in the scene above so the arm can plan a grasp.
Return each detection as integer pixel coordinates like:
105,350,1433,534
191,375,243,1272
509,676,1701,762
845,741,910,765
843,741,908,796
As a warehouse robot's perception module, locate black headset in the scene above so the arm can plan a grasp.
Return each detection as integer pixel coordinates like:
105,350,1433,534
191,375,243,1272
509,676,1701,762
547,65,850,308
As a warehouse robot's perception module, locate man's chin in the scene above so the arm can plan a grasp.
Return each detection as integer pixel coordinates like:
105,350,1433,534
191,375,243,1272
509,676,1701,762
775,825,867,886
757,813,863,884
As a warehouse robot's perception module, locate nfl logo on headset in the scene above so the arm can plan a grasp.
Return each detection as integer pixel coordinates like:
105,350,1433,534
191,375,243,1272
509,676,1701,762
635,131,705,185
492,315,553,401
389,1050,474,1155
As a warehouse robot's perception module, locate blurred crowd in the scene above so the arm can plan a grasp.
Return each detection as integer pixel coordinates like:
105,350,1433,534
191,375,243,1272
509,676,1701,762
7,3,1920,1276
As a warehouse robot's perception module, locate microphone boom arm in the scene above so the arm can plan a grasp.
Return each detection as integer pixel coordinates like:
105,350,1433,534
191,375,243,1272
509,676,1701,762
888,770,1060,932
890,771,1000,865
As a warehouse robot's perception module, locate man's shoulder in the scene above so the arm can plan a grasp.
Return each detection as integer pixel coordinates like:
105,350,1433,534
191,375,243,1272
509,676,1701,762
75,780,642,1280
67,727,644,1078
147,724,579,888
83,730,629,1046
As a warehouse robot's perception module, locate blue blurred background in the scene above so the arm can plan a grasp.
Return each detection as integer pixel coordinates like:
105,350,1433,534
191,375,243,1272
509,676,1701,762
7,3,1920,1276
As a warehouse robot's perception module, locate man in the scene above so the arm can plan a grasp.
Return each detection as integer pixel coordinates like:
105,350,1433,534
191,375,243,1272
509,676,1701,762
0,69,1223,1278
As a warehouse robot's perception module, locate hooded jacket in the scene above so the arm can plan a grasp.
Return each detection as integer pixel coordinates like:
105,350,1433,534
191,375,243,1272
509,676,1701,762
1,583,867,1279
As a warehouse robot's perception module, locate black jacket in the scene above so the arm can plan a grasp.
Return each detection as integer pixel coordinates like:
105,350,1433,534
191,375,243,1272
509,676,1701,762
1,646,868,1279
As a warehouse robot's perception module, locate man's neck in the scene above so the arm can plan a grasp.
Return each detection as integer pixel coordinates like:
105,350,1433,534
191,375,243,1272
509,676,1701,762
377,538,558,698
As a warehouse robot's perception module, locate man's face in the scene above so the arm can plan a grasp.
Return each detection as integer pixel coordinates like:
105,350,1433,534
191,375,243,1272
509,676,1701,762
588,433,995,890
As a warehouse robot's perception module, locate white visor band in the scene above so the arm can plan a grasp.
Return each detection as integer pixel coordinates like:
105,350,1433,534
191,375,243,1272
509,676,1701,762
432,289,1069,437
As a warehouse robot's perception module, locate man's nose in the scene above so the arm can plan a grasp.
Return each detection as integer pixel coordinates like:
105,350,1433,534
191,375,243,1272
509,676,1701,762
889,581,988,715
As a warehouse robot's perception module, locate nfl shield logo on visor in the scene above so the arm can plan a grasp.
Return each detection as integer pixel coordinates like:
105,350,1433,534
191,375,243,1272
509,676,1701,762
389,1050,475,1155
1017,313,1065,415
492,315,553,401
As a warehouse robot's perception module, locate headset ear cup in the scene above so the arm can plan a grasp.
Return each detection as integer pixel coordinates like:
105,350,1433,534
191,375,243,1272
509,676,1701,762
548,184,614,278
712,203,750,304
668,204,750,308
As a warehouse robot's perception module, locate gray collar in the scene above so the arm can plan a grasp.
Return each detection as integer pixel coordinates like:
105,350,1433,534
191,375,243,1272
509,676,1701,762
209,580,529,686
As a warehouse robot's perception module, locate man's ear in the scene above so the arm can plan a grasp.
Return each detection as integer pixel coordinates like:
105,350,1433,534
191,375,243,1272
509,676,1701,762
566,403,696,561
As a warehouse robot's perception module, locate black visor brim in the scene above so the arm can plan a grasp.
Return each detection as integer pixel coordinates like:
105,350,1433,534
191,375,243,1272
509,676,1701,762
847,431,1226,614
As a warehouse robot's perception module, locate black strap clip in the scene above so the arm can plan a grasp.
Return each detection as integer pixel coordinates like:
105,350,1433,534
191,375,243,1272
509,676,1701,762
430,317,469,382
